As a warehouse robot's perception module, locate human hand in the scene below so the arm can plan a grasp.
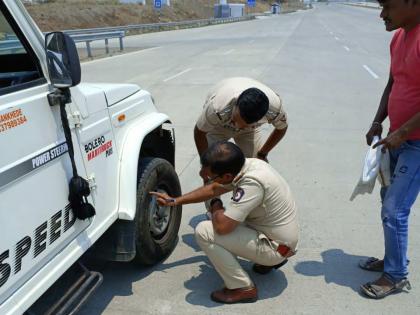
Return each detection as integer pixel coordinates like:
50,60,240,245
256,151,269,163
366,122,383,146
373,128,407,150
149,191,176,206
209,198,224,213
199,168,210,183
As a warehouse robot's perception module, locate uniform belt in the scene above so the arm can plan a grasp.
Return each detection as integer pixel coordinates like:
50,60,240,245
269,238,295,258
277,244,293,257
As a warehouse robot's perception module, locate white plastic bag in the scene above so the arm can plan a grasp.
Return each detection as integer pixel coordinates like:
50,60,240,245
350,136,389,201
361,136,382,183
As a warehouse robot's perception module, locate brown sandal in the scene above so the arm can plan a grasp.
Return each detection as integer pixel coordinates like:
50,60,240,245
360,274,411,299
359,257,384,272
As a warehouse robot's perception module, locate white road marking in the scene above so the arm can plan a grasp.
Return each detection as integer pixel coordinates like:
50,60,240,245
82,46,161,65
223,49,235,55
163,68,192,82
363,65,379,79
329,31,334,35
334,36,340,41
343,46,350,51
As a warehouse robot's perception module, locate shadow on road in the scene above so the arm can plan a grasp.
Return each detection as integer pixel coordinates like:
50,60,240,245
184,260,289,308
182,214,289,307
182,233,201,252
80,213,290,313
181,213,209,252
80,253,208,315
189,213,207,229
294,248,380,292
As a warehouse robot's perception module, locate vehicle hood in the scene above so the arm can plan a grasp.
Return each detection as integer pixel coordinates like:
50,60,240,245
86,83,141,106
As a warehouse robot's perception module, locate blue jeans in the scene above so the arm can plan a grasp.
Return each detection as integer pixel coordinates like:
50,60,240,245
380,140,420,281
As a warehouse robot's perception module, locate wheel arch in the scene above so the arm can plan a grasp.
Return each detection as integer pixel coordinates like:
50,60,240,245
118,112,174,220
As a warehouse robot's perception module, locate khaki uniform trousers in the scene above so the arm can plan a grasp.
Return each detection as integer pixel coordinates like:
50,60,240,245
195,219,299,289
206,127,264,158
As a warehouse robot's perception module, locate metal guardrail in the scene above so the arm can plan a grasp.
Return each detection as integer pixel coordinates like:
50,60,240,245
0,32,125,58
70,31,125,58
0,33,124,58
0,16,253,58
0,39,23,54
343,2,381,9
4,34,18,40
63,16,254,36
64,16,253,58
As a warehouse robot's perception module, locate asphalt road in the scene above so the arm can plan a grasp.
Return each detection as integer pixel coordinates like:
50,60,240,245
78,4,420,315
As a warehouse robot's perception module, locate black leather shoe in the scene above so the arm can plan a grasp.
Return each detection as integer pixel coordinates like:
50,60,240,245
252,259,288,275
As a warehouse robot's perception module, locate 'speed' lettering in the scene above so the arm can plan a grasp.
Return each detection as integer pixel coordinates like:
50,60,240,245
0,205,76,289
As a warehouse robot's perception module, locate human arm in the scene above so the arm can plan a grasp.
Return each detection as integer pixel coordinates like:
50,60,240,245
220,179,263,234
261,95,288,160
195,101,220,157
150,182,231,207
373,112,420,150
209,199,240,235
366,73,393,145
257,127,288,161
194,124,208,158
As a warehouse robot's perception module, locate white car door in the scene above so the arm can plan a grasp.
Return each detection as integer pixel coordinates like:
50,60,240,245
0,3,89,305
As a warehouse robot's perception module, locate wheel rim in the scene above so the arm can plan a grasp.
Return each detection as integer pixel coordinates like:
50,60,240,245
149,188,172,238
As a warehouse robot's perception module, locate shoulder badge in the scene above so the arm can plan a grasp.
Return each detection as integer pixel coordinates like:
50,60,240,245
216,107,233,123
266,110,280,122
232,187,245,202
215,99,236,122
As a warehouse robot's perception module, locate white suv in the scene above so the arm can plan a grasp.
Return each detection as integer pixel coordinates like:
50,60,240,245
0,1,182,314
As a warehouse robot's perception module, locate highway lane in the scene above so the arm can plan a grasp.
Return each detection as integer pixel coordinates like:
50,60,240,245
79,4,419,314
81,13,303,174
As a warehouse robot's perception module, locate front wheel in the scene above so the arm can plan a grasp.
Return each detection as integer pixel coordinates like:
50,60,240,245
134,158,182,265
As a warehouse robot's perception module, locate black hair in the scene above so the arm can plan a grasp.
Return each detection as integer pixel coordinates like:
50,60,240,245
200,141,245,176
236,88,269,124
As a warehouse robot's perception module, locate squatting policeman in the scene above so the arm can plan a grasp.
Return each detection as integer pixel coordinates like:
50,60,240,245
151,141,299,304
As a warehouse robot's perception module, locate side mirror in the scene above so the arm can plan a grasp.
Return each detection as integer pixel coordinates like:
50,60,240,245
45,32,81,88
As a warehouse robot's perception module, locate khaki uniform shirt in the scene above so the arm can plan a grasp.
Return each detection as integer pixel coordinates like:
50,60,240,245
196,77,288,133
224,158,297,242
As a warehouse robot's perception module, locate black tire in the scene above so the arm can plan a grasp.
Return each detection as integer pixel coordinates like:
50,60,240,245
134,158,182,265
